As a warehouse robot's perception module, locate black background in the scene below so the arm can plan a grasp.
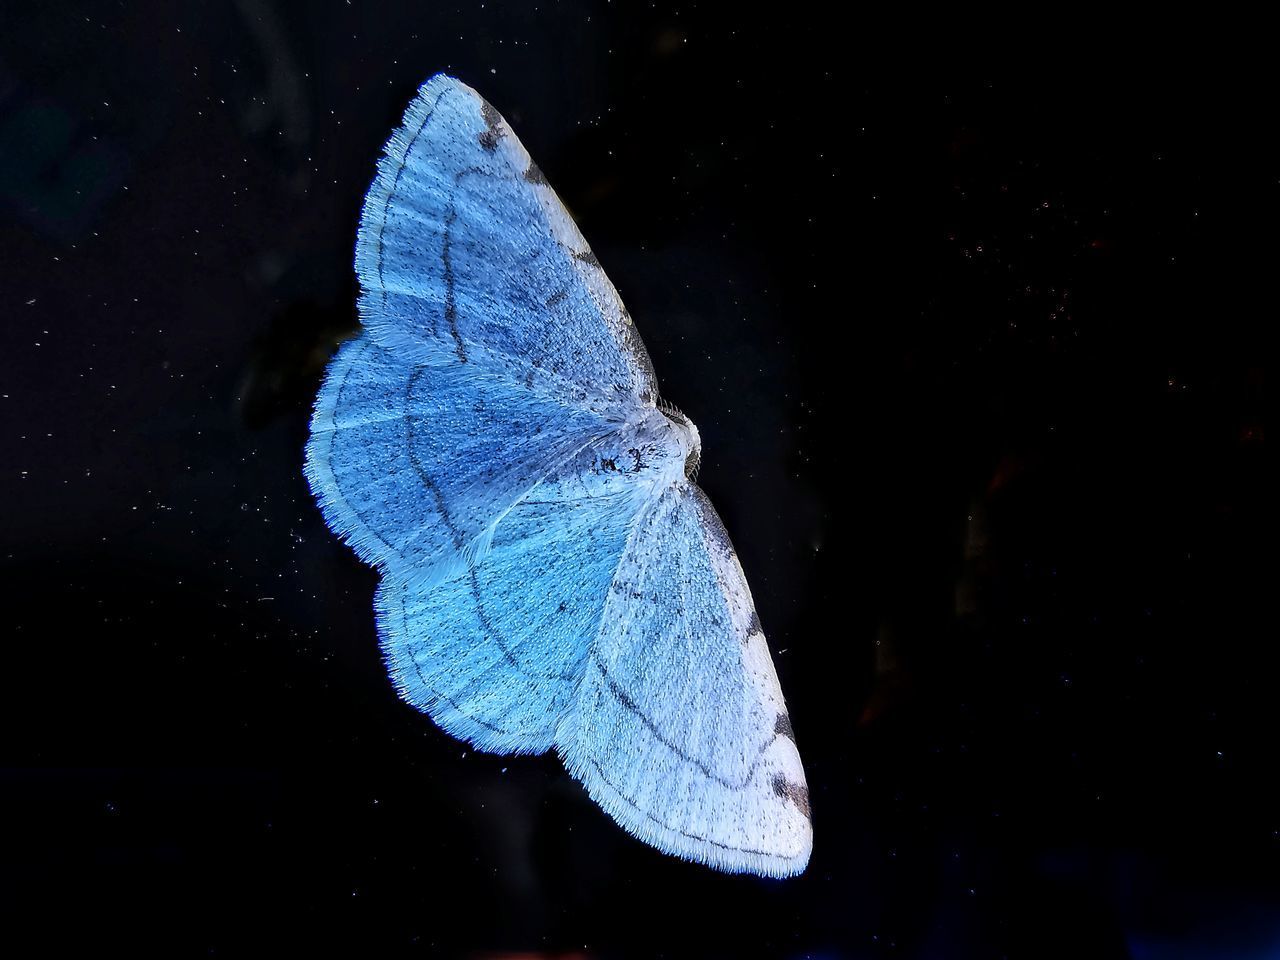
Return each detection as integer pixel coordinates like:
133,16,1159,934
0,5,1273,958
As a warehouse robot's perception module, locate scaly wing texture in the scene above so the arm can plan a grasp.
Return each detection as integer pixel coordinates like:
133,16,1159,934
557,485,813,877
304,334,617,587
373,458,642,754
307,74,810,874
355,73,657,407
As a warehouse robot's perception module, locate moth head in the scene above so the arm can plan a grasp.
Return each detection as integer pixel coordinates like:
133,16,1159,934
657,398,702,482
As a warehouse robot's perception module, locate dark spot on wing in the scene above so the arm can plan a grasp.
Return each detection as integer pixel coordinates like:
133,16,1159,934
573,249,599,267
747,610,762,638
478,101,504,151
774,713,795,742
452,164,490,185
771,776,811,819
523,161,548,184
546,288,568,308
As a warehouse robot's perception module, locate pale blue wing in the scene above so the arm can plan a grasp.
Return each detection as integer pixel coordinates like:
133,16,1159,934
373,461,641,755
355,74,658,408
304,334,620,587
556,484,812,877
307,74,810,874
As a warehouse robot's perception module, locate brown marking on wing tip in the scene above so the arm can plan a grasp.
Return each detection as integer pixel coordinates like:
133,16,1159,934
772,775,811,819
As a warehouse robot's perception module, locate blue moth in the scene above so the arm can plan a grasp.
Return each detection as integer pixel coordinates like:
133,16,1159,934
304,74,811,877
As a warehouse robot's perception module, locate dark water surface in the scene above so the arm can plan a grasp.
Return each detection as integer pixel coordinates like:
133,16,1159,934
0,6,1273,958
